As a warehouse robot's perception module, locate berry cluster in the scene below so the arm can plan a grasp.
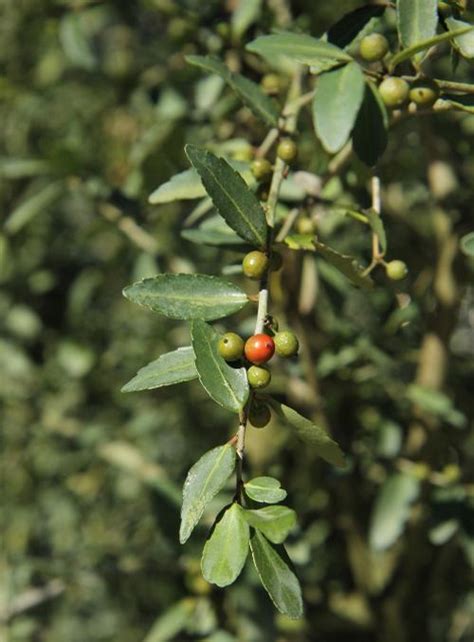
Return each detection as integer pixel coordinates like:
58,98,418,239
218,251,299,428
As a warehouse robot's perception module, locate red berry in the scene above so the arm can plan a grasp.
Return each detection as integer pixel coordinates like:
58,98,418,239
244,334,275,365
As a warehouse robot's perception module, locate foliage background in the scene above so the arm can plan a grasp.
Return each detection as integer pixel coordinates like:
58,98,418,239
1,1,473,641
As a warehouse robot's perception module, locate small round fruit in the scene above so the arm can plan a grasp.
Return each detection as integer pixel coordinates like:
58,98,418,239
218,332,244,361
385,260,408,281
378,77,410,108
359,33,390,62
296,216,315,235
251,158,273,181
409,79,440,107
242,250,269,280
247,365,271,389
269,251,283,272
261,73,281,95
244,334,275,365
249,402,271,428
277,138,298,163
274,331,299,357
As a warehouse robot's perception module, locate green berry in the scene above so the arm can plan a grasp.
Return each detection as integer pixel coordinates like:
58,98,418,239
274,331,299,357
385,260,408,281
409,79,440,107
296,216,315,235
261,73,281,95
359,33,390,62
251,158,273,181
218,332,244,361
277,138,298,163
249,402,271,428
242,250,269,280
378,77,410,108
247,365,271,389
269,251,283,272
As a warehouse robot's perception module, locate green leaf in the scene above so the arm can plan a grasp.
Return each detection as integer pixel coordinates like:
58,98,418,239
244,506,296,544
244,476,287,504
327,5,386,49
0,157,51,179
191,320,249,413
446,17,474,59
312,62,365,154
5,182,64,235
246,33,351,71
59,12,97,70
231,0,263,39
185,145,267,247
186,55,279,126
201,503,249,587
181,215,251,248
270,400,345,467
313,240,374,289
149,169,206,204
369,473,420,551
460,231,474,256
180,443,237,544
123,274,248,321
389,23,474,69
142,598,196,642
365,209,387,254
406,385,466,428
121,347,198,393
352,82,388,168
250,530,303,619
397,0,438,63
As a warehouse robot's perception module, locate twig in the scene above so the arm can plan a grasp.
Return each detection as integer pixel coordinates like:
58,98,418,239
99,203,158,254
0,580,65,622
255,128,279,158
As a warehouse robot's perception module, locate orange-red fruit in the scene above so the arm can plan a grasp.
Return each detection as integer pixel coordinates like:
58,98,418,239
244,333,275,365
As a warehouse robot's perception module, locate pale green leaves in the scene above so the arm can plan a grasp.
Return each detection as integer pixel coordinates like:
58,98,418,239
244,506,296,544
191,320,249,413
123,274,248,321
270,400,345,467
202,503,249,587
121,347,197,392
185,145,267,247
247,32,351,73
446,17,474,59
250,530,303,619
461,231,474,256
369,473,420,551
245,477,287,504
312,62,365,154
180,444,237,544
397,0,438,61
186,55,279,126
149,168,206,204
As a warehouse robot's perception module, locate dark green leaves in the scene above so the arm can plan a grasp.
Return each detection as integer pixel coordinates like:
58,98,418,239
244,477,287,504
244,506,296,544
191,320,249,413
250,531,303,619
270,401,345,467
185,145,267,247
180,444,237,544
352,82,388,167
312,62,365,154
122,347,197,392
327,5,386,48
123,274,248,321
246,33,351,72
186,55,279,126
369,473,420,550
312,240,374,289
397,0,438,56
201,503,249,587
365,209,387,254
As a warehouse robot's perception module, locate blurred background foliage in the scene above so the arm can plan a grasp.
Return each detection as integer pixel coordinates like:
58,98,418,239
1,1,473,641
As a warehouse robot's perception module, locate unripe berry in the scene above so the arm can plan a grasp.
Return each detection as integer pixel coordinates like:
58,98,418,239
269,251,283,272
378,77,410,108
274,331,299,358
242,250,269,280
296,216,315,235
409,79,440,107
218,332,244,361
385,260,408,281
249,402,271,428
244,334,275,365
247,365,271,389
359,33,390,62
251,158,273,182
261,73,281,95
277,138,298,163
